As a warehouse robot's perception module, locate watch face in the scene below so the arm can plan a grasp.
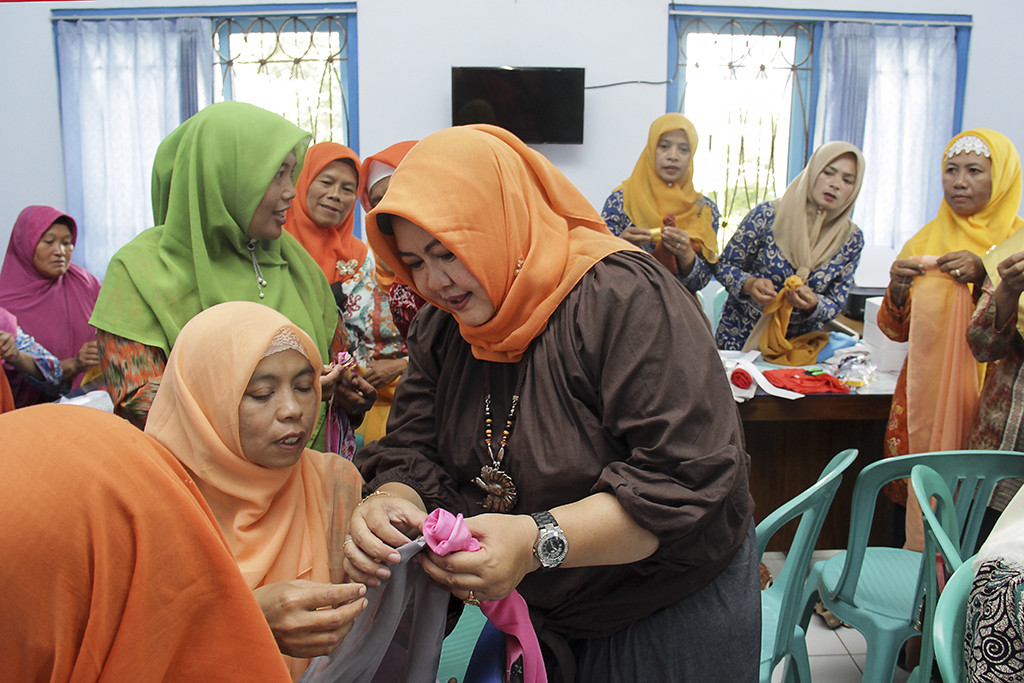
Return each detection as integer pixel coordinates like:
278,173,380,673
539,532,568,565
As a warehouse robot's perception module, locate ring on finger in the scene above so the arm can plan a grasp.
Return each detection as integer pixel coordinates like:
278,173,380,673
464,590,481,607
953,268,962,278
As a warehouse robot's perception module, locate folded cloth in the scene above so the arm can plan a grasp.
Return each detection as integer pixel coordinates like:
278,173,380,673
422,509,547,683
763,368,850,395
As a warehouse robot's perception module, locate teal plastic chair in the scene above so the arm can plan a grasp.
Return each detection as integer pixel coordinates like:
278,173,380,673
757,448,858,683
436,605,489,682
909,464,970,682
712,286,727,331
933,555,976,683
799,450,1024,683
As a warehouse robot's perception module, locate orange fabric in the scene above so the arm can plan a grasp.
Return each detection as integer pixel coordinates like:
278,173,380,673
358,140,419,288
145,302,363,678
366,124,639,363
286,141,365,283
0,369,12,413
0,403,290,682
905,259,982,454
744,275,830,365
618,113,718,262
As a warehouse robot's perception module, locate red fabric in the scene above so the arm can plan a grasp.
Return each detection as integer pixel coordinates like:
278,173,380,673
762,368,850,394
730,368,753,389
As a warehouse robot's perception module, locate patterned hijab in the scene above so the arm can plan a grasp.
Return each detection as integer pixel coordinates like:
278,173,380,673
0,205,101,373
899,129,1023,260
366,125,637,363
89,102,335,360
619,113,718,262
771,141,865,279
286,141,366,284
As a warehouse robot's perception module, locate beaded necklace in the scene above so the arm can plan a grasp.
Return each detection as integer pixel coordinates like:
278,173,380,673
474,364,527,513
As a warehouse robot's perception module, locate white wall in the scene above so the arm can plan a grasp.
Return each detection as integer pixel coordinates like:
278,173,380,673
2,0,1023,267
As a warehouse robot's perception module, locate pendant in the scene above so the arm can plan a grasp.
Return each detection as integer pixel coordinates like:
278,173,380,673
474,465,518,513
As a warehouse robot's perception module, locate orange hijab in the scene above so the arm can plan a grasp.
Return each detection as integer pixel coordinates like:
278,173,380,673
286,141,366,283
366,125,638,363
358,140,419,288
619,113,718,263
0,404,290,681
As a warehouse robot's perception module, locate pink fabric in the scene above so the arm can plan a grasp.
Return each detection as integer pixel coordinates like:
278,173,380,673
0,306,16,336
422,509,547,683
0,206,101,389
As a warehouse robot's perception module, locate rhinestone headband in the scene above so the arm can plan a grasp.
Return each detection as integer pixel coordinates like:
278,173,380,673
261,327,305,359
946,135,991,160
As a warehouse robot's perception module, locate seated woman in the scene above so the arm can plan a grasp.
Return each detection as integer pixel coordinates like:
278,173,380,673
358,140,426,342
0,206,101,405
601,113,720,293
89,102,375,452
0,304,63,401
715,142,865,360
145,301,367,680
347,125,758,681
285,141,409,443
880,129,1022,551
1,403,292,681
966,483,1024,681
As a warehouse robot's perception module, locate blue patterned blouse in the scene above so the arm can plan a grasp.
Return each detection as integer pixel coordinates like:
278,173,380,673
10,325,62,386
714,201,863,350
600,188,720,292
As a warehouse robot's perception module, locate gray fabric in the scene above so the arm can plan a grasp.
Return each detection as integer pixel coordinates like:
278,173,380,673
300,539,450,683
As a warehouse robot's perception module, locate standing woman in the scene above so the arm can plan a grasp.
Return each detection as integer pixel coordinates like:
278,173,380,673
714,142,865,360
0,205,101,405
348,125,758,682
89,102,375,447
286,141,409,444
881,129,1023,550
601,113,720,293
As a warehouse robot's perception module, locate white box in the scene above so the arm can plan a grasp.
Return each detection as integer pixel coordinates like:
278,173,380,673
862,296,908,373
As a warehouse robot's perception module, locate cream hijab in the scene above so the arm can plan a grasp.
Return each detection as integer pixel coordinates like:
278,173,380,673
771,141,865,279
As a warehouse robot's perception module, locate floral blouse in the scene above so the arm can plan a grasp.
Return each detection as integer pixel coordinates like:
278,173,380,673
335,251,408,371
6,325,62,387
714,201,863,350
600,188,720,292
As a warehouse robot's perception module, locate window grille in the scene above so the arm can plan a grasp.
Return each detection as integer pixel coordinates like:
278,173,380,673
213,14,355,145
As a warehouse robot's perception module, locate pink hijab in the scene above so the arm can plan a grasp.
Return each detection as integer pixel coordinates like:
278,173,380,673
0,206,101,386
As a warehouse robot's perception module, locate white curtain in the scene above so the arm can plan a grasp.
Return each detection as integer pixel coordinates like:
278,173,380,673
56,18,212,278
815,22,957,250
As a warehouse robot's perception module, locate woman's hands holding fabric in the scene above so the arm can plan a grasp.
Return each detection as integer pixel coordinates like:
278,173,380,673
887,259,926,307
345,486,427,586
321,364,377,415
360,358,408,389
620,225,656,247
64,340,100,377
937,250,985,284
994,251,1024,328
0,331,17,363
742,277,777,307
784,285,818,311
253,579,367,658
418,513,538,603
662,226,696,273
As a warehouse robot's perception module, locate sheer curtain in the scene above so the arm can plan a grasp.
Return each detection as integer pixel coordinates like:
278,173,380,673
815,22,957,250
56,18,212,278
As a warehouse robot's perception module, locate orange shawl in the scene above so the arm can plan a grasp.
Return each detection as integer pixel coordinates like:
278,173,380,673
749,275,830,366
357,140,419,288
285,141,366,283
0,369,12,413
0,403,290,681
145,302,363,678
366,124,639,363
618,113,718,265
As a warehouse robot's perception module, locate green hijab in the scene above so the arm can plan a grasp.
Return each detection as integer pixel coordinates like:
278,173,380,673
91,102,335,360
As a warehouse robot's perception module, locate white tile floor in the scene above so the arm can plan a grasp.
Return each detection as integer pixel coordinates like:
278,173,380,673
763,550,911,683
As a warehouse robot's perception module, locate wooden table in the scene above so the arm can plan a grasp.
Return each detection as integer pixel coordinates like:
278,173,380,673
739,391,899,551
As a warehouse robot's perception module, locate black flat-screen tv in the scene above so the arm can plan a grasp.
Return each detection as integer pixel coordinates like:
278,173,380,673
452,66,585,144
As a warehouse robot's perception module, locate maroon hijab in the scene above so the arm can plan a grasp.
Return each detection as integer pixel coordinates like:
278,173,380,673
0,206,101,389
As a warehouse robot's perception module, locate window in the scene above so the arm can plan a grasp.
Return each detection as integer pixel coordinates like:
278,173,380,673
667,5,971,251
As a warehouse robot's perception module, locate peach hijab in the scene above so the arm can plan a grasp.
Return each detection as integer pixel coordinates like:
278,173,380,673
366,125,638,363
145,301,362,589
286,141,366,284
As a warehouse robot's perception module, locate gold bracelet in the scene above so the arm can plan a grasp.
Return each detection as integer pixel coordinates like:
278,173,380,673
357,490,394,507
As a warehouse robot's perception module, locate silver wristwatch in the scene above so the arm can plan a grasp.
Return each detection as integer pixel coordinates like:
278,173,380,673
530,510,568,568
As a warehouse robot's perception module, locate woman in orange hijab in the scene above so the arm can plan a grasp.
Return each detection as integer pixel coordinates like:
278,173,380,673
347,125,757,681
880,129,1024,551
601,113,720,293
0,403,291,681
287,142,409,445
145,301,367,680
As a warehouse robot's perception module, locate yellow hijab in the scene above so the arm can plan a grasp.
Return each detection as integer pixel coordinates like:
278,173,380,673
619,113,718,262
366,125,637,363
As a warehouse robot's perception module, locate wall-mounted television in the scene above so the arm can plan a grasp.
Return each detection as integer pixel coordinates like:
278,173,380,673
452,66,585,145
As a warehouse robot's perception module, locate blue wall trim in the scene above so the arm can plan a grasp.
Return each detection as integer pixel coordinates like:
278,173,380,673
53,4,356,19
669,4,971,26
